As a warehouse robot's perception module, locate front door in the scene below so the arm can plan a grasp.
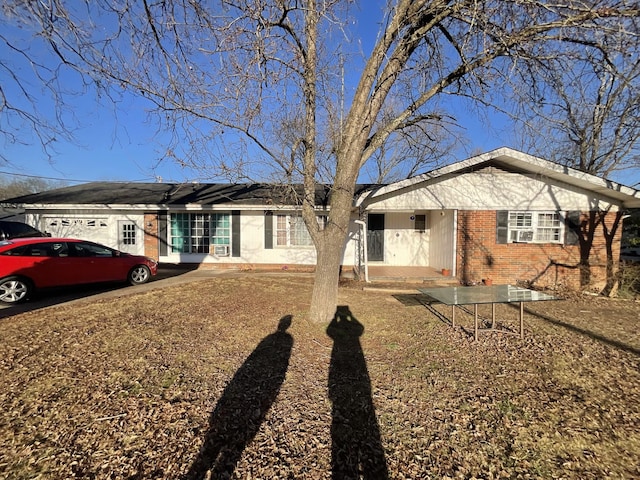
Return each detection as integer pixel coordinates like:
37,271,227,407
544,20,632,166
367,214,385,261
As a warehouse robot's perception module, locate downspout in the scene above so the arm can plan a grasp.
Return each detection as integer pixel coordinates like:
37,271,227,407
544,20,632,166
354,220,369,282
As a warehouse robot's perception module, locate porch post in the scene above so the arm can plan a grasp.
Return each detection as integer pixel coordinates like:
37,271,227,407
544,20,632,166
452,209,458,277
354,219,369,282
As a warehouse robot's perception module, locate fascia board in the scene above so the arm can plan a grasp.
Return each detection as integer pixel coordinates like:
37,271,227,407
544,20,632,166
10,203,163,211
13,202,331,212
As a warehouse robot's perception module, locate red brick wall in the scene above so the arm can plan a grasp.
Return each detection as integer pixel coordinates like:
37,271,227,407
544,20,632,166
456,210,622,290
144,213,159,261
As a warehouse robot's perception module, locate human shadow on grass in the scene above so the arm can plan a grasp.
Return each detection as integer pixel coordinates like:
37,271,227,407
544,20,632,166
183,315,293,480
327,306,389,480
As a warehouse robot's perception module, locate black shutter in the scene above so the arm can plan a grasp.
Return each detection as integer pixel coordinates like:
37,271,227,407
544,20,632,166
264,211,273,249
232,210,241,257
158,211,168,256
496,211,508,244
565,211,581,245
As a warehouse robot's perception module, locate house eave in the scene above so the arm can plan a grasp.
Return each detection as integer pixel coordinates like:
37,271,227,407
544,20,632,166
356,147,640,209
3,203,162,211
491,151,640,208
9,203,331,212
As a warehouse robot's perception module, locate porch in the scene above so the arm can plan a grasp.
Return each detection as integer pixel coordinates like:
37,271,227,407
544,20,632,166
361,265,459,285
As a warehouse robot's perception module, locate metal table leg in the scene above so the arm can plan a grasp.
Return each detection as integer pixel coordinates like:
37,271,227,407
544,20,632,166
474,303,478,341
520,301,524,339
491,303,496,329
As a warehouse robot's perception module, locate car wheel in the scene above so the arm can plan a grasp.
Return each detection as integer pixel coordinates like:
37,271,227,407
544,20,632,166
128,265,151,285
0,276,32,304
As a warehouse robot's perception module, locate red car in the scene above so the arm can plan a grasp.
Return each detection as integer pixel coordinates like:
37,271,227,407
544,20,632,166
0,237,158,303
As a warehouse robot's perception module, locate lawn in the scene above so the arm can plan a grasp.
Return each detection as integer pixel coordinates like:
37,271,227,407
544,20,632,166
1,275,639,479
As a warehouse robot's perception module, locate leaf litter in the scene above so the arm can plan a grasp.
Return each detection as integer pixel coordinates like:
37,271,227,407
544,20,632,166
1,275,639,479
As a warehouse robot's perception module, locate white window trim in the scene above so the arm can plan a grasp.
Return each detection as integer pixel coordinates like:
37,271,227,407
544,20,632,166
507,211,564,244
119,221,137,246
275,214,326,247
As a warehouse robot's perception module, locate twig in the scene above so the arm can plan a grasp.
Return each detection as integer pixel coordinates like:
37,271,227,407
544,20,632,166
94,413,127,422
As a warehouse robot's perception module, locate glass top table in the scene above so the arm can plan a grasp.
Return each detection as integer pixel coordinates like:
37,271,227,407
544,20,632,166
418,285,559,340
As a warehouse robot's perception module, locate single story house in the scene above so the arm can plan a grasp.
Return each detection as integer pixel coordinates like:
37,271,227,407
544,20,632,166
3,147,640,289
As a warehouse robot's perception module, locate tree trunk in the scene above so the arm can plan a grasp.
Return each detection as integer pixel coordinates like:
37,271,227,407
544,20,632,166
309,232,346,323
601,211,623,297
308,180,357,323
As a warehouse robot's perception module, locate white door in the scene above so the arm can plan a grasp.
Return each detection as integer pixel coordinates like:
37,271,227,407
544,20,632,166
118,221,138,254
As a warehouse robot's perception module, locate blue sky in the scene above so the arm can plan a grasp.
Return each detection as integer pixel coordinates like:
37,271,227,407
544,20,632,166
0,3,638,189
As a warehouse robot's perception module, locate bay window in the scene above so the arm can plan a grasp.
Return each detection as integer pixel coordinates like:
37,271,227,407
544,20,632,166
170,212,230,254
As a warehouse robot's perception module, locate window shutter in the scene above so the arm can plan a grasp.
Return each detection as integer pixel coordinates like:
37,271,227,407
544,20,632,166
496,211,508,244
565,211,581,245
232,210,241,257
264,211,273,249
158,211,168,256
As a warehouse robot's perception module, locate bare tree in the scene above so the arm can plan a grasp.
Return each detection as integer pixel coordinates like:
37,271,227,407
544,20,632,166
510,41,640,293
0,175,65,200
1,1,639,321
518,48,640,177
360,100,462,183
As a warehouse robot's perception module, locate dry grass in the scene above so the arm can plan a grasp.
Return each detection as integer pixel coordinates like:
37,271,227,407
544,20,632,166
1,275,639,479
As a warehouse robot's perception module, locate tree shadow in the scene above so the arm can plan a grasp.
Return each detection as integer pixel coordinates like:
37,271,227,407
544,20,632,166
326,306,389,479
516,305,640,356
183,315,294,479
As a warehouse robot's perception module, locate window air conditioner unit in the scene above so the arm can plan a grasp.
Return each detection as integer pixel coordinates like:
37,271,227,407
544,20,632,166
213,245,230,256
516,230,534,242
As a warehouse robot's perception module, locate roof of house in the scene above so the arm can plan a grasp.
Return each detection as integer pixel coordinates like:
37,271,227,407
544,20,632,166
0,182,343,208
3,147,639,209
356,147,640,208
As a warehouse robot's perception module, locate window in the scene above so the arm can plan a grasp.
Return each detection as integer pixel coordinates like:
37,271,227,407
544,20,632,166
50,242,69,257
46,218,107,228
170,213,191,253
170,213,231,254
71,242,114,257
211,213,230,246
506,211,563,244
120,222,136,246
189,214,210,253
275,214,325,247
1,243,66,257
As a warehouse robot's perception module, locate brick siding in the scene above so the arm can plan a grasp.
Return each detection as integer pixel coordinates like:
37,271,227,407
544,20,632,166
456,210,622,290
144,213,159,261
